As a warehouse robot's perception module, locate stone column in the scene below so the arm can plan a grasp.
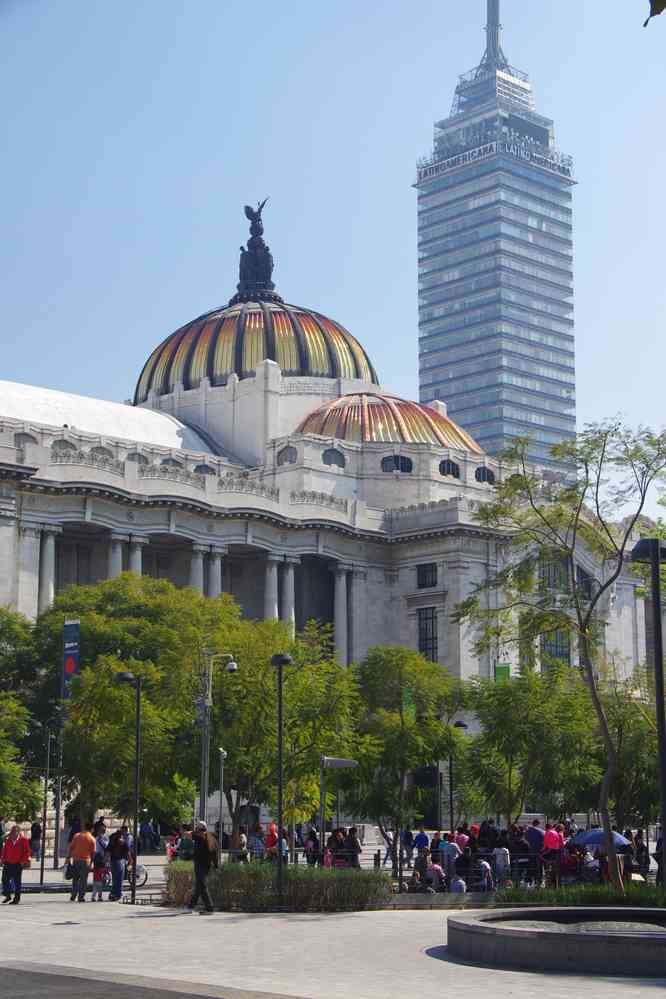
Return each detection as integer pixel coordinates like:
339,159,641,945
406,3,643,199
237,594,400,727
280,557,299,638
264,554,280,620
128,536,148,575
108,533,127,579
208,547,227,598
349,566,367,664
17,524,42,619
38,526,61,615
331,563,349,665
189,544,207,592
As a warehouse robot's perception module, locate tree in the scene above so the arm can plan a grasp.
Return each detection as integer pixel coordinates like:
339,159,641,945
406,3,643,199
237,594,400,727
604,666,660,830
343,646,459,872
0,692,40,820
455,424,666,888
0,607,36,695
212,620,360,843
462,669,600,825
31,573,241,823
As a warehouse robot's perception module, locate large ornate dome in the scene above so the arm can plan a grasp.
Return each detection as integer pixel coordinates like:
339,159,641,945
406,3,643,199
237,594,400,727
297,391,483,451
134,202,378,405
134,301,378,404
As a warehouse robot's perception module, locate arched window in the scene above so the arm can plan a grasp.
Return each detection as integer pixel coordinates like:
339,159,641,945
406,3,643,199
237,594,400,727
381,455,413,474
161,457,183,468
90,446,113,459
439,459,460,479
194,463,216,476
51,439,77,453
14,433,37,448
126,451,148,465
322,448,345,468
475,466,495,485
277,446,297,466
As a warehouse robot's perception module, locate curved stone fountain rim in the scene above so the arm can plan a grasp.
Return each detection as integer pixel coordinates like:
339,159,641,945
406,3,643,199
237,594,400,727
446,907,666,977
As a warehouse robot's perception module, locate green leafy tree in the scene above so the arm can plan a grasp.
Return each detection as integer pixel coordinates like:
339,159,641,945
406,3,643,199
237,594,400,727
0,607,36,695
212,620,360,843
343,646,459,872
604,666,659,830
0,693,40,820
32,573,241,824
455,423,666,888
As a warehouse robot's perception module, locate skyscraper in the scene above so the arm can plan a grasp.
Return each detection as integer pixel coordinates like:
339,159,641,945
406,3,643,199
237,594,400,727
416,0,575,470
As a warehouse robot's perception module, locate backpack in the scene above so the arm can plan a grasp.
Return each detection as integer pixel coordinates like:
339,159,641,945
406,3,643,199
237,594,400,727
178,835,194,860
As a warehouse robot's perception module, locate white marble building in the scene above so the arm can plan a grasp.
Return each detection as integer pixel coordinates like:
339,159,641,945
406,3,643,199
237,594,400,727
0,210,647,678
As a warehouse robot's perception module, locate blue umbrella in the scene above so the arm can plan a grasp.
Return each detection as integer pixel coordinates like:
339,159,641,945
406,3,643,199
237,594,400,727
572,829,630,848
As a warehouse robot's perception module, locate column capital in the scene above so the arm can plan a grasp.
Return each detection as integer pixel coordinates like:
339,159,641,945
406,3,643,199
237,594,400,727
41,524,63,537
266,553,283,564
329,561,352,576
129,534,150,547
19,524,42,539
351,565,367,579
209,545,228,558
191,543,208,555
109,532,130,544
283,555,301,566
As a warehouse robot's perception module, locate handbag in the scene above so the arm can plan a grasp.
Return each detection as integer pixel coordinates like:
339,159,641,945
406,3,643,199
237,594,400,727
64,861,74,880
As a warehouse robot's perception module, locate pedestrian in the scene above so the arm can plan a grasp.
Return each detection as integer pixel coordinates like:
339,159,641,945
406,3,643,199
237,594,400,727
68,821,96,902
248,823,265,863
344,827,362,869
29,820,42,862
526,818,545,883
188,820,218,914
478,858,495,893
441,832,461,886
139,819,153,854
401,828,414,869
654,836,663,887
380,828,393,867
0,817,5,851
413,826,429,852
635,829,650,877
91,847,109,901
107,824,132,901
430,830,443,866
1,825,31,905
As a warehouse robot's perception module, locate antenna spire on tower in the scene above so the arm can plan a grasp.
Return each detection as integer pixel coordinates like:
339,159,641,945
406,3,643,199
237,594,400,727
480,0,508,71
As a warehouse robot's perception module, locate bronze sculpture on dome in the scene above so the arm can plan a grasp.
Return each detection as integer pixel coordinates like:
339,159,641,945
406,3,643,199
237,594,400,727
229,198,283,305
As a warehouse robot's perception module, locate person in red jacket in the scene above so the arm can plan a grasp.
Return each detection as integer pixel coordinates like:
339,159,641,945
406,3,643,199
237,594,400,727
1,825,31,904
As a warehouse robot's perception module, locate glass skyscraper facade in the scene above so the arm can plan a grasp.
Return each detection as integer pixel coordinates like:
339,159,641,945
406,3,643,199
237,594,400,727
416,1,575,470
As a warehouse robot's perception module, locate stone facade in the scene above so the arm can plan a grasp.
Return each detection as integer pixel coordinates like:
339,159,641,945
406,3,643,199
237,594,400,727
0,360,647,680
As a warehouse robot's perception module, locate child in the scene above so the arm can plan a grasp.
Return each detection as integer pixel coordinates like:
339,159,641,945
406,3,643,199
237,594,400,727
91,852,108,901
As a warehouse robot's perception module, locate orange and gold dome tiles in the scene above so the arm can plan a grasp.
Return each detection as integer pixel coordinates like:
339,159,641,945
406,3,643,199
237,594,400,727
134,302,378,404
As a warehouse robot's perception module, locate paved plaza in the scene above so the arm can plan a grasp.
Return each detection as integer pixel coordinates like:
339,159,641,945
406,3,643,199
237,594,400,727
0,895,664,999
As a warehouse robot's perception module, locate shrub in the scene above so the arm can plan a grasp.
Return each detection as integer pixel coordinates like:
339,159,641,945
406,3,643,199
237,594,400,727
497,884,666,908
164,861,392,912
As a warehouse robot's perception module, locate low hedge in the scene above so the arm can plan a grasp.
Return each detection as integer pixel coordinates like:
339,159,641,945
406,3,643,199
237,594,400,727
164,861,392,912
497,884,666,908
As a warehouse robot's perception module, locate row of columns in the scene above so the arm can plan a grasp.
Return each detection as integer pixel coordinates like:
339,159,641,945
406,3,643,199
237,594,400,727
18,524,364,663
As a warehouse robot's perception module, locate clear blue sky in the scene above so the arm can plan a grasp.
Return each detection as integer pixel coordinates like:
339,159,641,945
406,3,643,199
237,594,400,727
2,0,665,433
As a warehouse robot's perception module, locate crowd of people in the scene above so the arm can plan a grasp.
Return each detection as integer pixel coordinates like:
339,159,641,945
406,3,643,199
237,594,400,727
380,820,664,894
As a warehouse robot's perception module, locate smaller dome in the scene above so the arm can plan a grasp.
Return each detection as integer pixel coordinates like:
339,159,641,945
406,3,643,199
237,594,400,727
297,392,483,452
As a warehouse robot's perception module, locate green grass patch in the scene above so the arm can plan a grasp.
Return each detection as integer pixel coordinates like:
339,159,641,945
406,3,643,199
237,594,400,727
164,860,392,912
497,883,666,908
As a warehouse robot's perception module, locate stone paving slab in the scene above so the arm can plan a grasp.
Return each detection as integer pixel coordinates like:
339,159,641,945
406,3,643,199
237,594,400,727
0,896,664,999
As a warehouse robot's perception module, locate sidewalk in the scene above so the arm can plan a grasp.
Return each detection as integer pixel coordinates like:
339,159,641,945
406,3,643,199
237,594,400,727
0,894,663,999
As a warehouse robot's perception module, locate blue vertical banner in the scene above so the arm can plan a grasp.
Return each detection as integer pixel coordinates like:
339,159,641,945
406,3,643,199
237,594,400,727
62,619,81,700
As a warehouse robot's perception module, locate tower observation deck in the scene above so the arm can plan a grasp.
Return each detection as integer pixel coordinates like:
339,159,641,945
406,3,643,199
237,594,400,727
415,1,575,471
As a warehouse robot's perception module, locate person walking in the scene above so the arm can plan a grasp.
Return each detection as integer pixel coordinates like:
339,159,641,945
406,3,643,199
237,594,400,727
1,825,31,905
68,821,96,902
344,827,362,869
107,825,132,901
29,821,42,862
188,821,218,914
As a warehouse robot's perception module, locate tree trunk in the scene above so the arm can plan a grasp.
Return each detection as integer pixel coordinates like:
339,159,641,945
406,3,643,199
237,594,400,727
583,653,624,892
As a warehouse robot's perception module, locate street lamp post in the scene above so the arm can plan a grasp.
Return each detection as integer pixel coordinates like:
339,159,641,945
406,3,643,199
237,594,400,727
115,671,142,905
197,652,237,823
218,747,227,868
631,538,666,862
271,654,293,903
39,728,56,888
449,721,469,832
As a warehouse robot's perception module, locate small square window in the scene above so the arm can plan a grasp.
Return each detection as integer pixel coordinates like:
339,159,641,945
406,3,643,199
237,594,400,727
417,563,437,589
